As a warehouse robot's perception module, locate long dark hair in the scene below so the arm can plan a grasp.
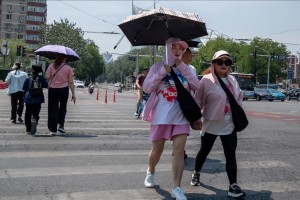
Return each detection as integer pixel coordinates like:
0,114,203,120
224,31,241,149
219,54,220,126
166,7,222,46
53,54,67,69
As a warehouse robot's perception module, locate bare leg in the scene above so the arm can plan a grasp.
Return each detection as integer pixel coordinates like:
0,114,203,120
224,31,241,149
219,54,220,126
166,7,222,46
147,139,165,173
172,134,187,187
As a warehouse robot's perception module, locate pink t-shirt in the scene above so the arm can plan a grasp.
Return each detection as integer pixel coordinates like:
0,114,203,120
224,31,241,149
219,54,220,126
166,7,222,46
46,63,74,88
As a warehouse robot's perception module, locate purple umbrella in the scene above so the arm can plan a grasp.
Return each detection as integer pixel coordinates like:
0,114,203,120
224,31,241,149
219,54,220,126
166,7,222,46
35,45,80,62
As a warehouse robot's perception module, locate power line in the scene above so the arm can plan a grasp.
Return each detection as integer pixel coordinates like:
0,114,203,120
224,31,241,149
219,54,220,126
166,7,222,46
57,0,117,27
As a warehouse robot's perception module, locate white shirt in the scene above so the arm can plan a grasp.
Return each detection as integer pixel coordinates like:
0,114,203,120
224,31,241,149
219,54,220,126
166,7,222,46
5,70,28,95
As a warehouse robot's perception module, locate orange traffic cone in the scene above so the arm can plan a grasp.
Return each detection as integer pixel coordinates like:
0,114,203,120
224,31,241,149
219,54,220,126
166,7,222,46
96,88,99,101
113,90,116,103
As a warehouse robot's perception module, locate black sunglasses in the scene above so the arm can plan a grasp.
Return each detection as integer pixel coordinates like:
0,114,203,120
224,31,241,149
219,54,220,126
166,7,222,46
215,59,232,66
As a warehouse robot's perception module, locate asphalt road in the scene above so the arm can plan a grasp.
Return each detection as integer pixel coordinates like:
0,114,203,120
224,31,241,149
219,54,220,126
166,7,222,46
0,87,299,200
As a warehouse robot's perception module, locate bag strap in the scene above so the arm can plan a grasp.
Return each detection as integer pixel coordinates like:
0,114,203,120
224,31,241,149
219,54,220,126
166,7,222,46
48,63,66,86
169,67,185,90
216,74,238,106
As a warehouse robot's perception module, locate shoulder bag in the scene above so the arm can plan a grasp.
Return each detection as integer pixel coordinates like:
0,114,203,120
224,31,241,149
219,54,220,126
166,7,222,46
216,75,248,132
169,67,202,129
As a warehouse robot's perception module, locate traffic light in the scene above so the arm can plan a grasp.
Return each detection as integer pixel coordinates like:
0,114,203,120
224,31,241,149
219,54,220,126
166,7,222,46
128,56,136,61
21,46,26,57
16,45,21,56
271,52,275,58
252,49,257,59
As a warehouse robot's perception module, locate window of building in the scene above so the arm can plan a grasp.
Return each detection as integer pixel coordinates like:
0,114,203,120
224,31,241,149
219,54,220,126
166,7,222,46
27,15,44,22
5,33,12,39
6,14,12,20
28,6,45,13
28,0,46,3
26,34,40,41
27,25,40,31
18,35,24,39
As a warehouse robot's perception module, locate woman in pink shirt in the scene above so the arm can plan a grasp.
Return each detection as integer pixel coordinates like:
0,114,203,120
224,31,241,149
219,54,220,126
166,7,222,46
46,54,76,136
142,37,200,200
190,50,246,198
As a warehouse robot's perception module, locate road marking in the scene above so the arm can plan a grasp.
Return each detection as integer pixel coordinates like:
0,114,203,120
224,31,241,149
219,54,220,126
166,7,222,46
0,161,292,179
1,181,300,200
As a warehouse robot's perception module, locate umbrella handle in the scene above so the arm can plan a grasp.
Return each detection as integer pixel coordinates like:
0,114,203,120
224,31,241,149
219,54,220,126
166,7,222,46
165,42,168,65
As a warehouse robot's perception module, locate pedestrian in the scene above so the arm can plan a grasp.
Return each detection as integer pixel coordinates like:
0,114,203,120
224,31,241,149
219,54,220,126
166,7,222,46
46,54,76,136
135,67,148,116
142,37,200,200
22,65,48,135
181,47,197,77
190,50,246,198
5,62,28,123
181,47,199,160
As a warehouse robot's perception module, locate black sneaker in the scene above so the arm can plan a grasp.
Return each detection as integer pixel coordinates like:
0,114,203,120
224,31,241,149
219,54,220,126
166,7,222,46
228,183,246,198
58,125,66,133
18,117,23,123
190,171,200,186
30,120,37,135
12,119,16,124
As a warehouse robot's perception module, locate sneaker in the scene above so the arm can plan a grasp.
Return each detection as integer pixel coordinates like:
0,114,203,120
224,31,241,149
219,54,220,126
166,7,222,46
30,120,37,135
25,131,31,135
228,183,246,198
144,171,155,188
171,187,187,200
134,111,139,116
190,171,200,186
18,117,23,123
58,125,66,133
11,120,16,124
50,132,57,136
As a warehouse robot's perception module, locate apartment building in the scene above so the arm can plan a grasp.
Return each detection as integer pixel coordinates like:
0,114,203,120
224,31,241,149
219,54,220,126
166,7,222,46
0,0,47,50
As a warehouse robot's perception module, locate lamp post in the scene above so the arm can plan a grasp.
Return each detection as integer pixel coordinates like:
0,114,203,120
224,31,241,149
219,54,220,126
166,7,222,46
255,46,270,89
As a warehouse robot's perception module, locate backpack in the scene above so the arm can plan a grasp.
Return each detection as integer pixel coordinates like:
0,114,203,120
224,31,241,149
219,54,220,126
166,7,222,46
29,77,43,97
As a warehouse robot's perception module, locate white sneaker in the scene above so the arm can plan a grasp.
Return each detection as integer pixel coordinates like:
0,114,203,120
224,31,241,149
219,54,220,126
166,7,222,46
134,112,139,116
50,132,57,136
171,187,187,200
144,171,155,188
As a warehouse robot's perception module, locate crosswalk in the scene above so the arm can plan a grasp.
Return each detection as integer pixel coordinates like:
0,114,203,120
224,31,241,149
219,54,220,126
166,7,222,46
0,89,299,200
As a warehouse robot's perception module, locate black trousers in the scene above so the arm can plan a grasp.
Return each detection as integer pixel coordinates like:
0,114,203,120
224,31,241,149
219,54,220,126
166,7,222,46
48,87,69,132
10,91,25,120
194,130,238,185
25,104,41,132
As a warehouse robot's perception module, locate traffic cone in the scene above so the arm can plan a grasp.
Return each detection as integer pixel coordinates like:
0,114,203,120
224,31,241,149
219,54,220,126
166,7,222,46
105,89,107,104
96,88,99,101
113,90,116,103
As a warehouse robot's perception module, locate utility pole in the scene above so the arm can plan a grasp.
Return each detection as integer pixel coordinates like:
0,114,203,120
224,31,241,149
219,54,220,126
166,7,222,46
151,0,156,65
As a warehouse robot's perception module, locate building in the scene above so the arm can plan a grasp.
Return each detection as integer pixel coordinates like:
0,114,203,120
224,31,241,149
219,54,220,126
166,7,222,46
0,0,47,50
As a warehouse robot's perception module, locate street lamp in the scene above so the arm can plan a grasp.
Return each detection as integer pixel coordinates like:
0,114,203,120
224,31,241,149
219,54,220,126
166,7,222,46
255,46,270,89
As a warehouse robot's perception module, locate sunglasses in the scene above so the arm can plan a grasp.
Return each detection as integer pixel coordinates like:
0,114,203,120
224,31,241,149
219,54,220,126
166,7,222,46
215,59,232,66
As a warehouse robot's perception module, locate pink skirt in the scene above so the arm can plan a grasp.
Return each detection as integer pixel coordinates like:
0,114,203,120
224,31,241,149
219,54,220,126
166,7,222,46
149,124,190,141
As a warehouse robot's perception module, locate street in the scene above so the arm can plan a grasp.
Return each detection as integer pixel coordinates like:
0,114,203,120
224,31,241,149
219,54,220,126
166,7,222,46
0,87,299,200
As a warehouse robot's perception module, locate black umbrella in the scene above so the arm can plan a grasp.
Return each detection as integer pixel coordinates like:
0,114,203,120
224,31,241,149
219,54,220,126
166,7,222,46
186,37,202,48
118,7,208,46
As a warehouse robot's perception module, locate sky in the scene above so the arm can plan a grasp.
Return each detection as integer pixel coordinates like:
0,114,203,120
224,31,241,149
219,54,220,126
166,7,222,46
46,1,300,60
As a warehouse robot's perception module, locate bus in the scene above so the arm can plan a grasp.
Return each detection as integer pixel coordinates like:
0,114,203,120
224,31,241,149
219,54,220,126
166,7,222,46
230,72,255,100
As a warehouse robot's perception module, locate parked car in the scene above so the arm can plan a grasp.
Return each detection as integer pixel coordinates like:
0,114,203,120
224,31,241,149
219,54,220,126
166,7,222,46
254,88,274,101
74,80,85,88
114,82,123,87
266,89,285,102
286,88,300,101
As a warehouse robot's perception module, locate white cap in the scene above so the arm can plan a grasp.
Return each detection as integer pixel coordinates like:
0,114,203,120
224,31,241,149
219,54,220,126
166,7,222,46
212,50,232,61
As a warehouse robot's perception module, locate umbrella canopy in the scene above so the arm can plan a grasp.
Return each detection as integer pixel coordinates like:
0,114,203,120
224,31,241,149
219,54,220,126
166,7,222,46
118,7,208,46
186,37,202,48
35,45,80,62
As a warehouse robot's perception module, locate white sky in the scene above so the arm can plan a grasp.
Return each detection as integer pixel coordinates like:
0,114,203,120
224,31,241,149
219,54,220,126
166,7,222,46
46,1,300,59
